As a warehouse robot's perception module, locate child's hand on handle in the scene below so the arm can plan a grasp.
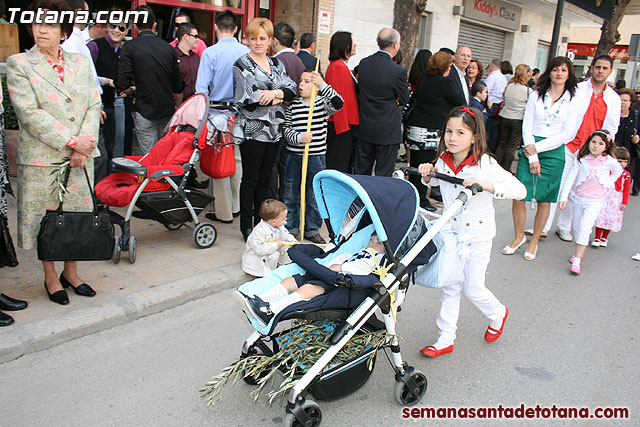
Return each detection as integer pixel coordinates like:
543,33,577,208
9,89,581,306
621,204,627,211
418,163,437,183
463,177,494,194
558,201,567,210
310,71,325,88
302,132,313,144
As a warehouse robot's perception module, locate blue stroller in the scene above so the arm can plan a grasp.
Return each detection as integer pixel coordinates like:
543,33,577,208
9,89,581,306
234,169,481,426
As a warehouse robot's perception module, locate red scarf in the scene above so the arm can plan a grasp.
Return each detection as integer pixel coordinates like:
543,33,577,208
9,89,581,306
42,49,64,83
440,151,478,175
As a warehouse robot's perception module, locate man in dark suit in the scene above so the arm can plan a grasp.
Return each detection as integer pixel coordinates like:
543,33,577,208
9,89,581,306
448,46,472,106
355,28,409,177
297,32,320,71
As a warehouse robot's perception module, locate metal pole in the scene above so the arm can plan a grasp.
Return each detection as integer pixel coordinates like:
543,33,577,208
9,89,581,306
548,0,565,64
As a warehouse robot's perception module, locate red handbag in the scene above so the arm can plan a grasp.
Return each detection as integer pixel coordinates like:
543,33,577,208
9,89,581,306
201,113,236,179
201,139,235,179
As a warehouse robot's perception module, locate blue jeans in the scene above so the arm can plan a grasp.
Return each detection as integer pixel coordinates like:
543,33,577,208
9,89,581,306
284,153,325,236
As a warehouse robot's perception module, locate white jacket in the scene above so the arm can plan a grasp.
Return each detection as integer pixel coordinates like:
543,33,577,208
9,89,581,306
242,220,297,277
425,154,527,243
559,155,623,202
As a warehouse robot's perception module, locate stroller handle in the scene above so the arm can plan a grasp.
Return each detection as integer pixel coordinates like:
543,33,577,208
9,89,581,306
398,167,483,195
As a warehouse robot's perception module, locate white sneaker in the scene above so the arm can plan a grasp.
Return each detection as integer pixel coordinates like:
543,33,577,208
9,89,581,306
591,239,601,247
555,229,573,242
599,239,608,247
632,253,640,261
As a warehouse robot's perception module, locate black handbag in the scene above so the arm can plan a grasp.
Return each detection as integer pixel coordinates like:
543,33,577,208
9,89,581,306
37,167,115,261
0,214,18,268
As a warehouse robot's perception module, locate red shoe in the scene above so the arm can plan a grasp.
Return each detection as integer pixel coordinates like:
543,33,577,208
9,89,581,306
420,344,453,358
485,307,509,343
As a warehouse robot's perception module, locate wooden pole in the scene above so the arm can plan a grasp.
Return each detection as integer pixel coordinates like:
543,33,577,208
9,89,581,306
299,60,320,241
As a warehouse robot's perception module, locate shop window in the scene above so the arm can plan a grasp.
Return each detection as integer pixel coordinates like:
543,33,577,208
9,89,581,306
535,43,549,73
417,13,431,52
192,0,243,7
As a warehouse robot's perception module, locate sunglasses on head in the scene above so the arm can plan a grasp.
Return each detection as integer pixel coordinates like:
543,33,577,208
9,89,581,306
109,24,126,32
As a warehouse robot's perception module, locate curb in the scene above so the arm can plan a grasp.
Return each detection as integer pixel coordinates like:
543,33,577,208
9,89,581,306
0,263,248,364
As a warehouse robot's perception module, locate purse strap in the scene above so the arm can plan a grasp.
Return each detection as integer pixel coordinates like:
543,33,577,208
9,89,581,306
57,166,99,215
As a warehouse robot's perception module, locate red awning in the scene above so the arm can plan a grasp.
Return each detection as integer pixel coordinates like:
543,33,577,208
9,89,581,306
567,43,630,60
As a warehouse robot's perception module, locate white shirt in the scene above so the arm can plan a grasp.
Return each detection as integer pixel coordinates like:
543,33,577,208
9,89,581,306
80,27,92,44
453,64,470,104
522,89,582,163
61,27,102,95
484,69,507,104
273,47,296,57
572,79,621,138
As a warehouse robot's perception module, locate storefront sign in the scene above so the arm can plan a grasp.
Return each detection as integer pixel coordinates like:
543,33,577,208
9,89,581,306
567,43,630,60
318,10,331,35
462,0,522,31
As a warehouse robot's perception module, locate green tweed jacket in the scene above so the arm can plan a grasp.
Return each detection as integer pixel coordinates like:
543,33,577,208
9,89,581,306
6,46,101,166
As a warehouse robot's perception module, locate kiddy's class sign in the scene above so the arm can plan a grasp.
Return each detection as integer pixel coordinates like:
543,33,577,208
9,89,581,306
463,0,522,31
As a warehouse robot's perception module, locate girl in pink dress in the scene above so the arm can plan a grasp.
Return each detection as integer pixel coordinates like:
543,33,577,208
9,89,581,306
593,147,632,247
558,130,624,274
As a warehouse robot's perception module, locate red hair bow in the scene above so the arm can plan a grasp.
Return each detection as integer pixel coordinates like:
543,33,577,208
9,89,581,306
457,107,476,118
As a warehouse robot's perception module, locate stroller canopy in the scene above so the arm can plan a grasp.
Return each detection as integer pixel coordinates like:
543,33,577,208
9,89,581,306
312,171,420,257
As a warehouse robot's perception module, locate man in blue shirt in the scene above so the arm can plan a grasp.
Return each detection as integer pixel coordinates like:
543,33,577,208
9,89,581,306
195,10,249,104
196,10,249,224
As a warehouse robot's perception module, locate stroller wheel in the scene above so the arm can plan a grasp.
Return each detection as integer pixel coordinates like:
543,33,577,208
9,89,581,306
241,340,274,385
393,367,427,406
193,223,217,248
284,397,322,427
113,236,121,264
128,236,137,264
164,222,183,231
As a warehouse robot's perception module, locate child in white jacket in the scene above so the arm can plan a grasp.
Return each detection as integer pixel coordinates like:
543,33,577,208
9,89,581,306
242,199,297,277
418,107,526,358
558,129,623,274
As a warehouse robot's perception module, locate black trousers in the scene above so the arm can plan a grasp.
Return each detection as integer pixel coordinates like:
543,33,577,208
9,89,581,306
239,139,279,230
354,140,398,177
409,149,437,208
495,117,523,172
629,156,640,194
326,122,356,173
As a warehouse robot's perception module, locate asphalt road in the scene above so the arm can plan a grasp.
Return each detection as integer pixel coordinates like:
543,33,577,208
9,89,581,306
1,197,638,427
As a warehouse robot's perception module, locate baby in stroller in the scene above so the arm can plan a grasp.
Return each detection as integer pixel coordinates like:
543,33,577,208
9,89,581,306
234,233,386,327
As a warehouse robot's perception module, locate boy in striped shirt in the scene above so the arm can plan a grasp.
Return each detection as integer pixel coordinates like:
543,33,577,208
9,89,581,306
283,70,343,244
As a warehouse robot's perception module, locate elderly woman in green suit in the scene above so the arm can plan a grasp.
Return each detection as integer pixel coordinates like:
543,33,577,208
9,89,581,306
6,0,101,305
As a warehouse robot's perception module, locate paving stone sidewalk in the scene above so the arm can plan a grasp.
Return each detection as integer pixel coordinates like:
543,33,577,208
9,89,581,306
0,196,249,363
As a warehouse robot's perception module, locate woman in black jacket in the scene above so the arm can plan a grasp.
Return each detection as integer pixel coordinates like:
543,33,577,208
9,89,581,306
616,88,640,195
405,51,464,210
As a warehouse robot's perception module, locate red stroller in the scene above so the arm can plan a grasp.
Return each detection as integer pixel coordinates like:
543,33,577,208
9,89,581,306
95,94,217,263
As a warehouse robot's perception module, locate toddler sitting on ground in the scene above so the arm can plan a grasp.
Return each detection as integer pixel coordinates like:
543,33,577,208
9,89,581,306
241,199,297,277
234,233,386,327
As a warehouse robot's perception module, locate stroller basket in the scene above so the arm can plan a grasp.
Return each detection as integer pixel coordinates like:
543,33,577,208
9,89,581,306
307,320,383,401
136,189,213,225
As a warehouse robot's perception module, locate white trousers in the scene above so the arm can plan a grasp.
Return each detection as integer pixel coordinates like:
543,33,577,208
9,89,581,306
212,144,242,221
544,146,576,233
435,240,506,347
571,195,604,246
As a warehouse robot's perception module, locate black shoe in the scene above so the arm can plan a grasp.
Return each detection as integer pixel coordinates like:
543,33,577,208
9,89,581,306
232,291,274,327
233,211,240,218
421,200,437,212
186,178,209,190
205,212,233,224
632,191,639,196
0,310,14,327
0,293,28,311
241,227,253,242
60,273,96,297
307,234,326,244
44,281,69,305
